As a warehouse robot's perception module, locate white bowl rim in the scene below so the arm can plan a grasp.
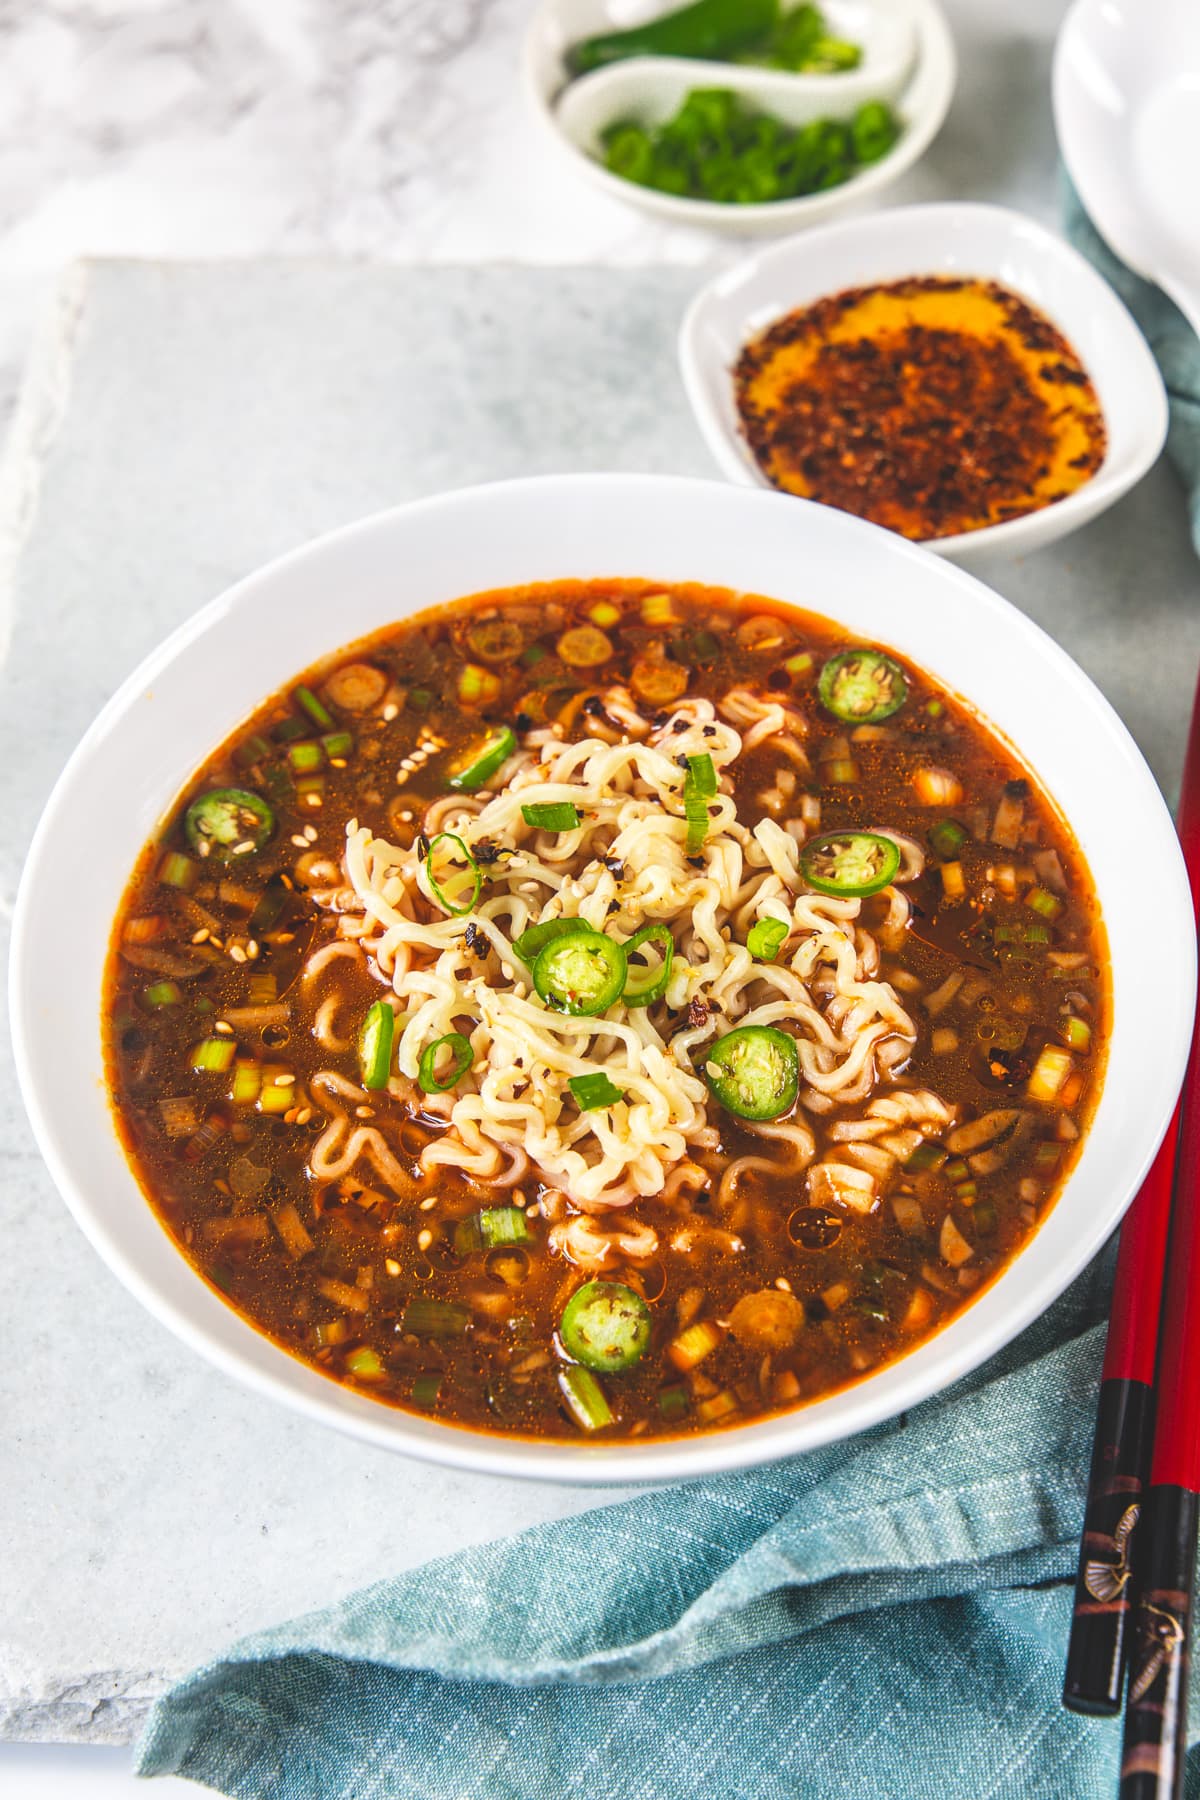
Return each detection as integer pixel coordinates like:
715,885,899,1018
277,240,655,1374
678,199,1170,558
10,471,1192,1486
520,0,957,231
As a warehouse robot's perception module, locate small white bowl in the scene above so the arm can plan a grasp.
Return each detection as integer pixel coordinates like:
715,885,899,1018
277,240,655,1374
522,0,957,234
10,474,1192,1487
679,202,1170,557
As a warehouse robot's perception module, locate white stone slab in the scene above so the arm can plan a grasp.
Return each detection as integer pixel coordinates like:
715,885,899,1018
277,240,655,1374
1,253,1196,1749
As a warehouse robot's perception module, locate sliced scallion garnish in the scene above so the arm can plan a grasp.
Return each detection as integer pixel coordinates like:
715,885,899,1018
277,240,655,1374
190,1037,238,1074
143,981,182,1008
423,833,481,917
418,1031,474,1094
683,778,710,856
568,1072,625,1110
558,1364,614,1432
747,918,788,962
401,1298,471,1339
521,801,581,831
294,685,334,731
454,1206,530,1255
157,851,196,891
686,752,717,796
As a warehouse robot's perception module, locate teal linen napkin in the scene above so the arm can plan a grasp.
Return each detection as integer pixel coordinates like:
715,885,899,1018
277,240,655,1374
1064,176,1200,556
136,1243,1197,1799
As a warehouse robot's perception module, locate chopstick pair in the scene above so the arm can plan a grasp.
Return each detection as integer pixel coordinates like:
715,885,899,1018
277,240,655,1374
1063,669,1200,1796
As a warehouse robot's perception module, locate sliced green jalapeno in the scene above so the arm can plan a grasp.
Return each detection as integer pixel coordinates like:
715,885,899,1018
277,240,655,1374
622,923,674,1008
704,1025,798,1121
818,649,907,723
358,1000,395,1090
533,930,627,1016
448,727,517,792
800,831,901,898
184,788,275,860
560,1280,650,1373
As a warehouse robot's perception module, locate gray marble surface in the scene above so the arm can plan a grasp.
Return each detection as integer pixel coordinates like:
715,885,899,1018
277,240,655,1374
2,0,1198,1768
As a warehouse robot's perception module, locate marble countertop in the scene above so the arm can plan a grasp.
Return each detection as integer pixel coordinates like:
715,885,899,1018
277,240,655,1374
0,0,1151,1792
3,0,1066,426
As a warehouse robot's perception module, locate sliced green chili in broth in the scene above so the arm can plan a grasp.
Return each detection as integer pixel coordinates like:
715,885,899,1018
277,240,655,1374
104,578,1109,1441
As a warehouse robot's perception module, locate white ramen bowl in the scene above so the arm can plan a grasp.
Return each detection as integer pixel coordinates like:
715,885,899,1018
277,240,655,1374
679,203,1169,558
10,474,1192,1486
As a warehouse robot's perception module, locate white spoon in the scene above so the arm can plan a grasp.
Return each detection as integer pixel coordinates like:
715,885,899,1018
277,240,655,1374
1054,0,1200,339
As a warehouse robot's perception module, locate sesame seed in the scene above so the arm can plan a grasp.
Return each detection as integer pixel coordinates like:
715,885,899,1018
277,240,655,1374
214,1021,233,1035
291,834,308,848
399,758,416,772
385,1258,401,1276
273,1072,296,1087
330,758,347,769
419,1195,437,1211
304,793,322,807
355,1105,374,1119
304,825,318,843
246,940,259,959
774,1277,793,1292
232,840,255,856
417,1228,433,1250
382,703,399,722
229,944,247,964
295,1108,313,1124
283,1107,298,1124
191,928,210,944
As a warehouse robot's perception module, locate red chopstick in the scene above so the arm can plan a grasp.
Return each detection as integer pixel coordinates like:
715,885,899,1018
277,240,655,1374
1114,671,1200,1796
1062,1112,1178,1713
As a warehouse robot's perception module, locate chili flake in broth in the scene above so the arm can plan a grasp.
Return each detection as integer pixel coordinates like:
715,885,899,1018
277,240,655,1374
733,277,1107,541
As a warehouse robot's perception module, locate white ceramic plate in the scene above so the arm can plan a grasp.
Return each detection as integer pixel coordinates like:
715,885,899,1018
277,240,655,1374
1054,0,1200,339
10,474,1192,1486
522,0,956,234
679,202,1169,559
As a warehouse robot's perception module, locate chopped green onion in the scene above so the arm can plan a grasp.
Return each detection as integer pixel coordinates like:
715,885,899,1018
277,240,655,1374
521,801,581,831
288,740,323,773
449,727,517,793
973,1200,998,1233
1058,1014,1092,1052
747,918,788,962
784,651,813,676
418,1031,473,1094
454,1206,531,1255
686,752,717,796
423,833,481,916
558,1364,614,1432
683,776,710,855
412,1374,442,1409
190,1037,237,1073
344,1346,385,1379
569,1072,625,1110
622,922,674,1007
823,759,860,785
1034,1141,1062,1170
321,730,354,759
293,773,325,801
272,715,307,744
358,1000,395,1091
1026,886,1063,920
928,819,967,860
520,643,548,667
143,981,182,1008
658,1384,690,1421
925,699,945,719
407,687,433,712
512,916,592,966
401,1298,470,1339
943,1158,969,1182
905,1141,947,1173
236,733,272,769
294,685,334,731
994,921,1051,948
230,1061,262,1105
157,851,197,890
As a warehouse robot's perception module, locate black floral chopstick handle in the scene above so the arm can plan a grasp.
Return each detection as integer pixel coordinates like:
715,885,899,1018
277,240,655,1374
1119,1484,1197,1797
1063,1378,1155,1715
